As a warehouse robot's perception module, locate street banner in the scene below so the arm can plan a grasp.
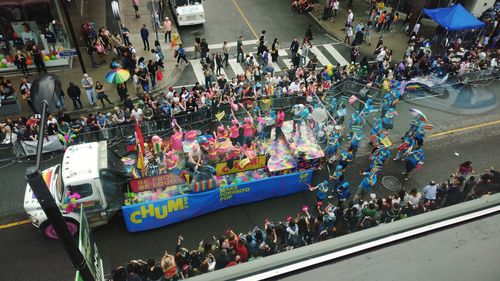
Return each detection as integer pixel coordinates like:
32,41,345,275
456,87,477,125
122,170,313,232
75,208,105,281
129,173,185,193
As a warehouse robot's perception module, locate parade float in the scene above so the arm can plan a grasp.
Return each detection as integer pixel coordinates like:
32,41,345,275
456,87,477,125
120,118,325,232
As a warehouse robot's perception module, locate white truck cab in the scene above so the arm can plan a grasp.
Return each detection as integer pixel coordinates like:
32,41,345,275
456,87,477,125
170,0,206,26
24,141,126,239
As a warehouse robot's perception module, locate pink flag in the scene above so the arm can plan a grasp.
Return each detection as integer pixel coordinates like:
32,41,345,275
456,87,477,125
348,95,358,104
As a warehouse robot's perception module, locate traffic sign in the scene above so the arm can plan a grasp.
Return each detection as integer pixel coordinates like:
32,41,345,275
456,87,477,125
59,49,78,57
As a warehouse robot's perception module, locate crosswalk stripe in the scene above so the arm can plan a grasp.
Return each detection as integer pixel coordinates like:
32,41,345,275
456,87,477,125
282,58,293,69
323,44,349,66
310,46,330,66
228,58,245,76
278,49,288,57
189,59,205,84
184,39,256,52
186,43,351,80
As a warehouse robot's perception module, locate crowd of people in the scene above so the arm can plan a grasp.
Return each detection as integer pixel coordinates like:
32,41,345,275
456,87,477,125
111,162,500,281
1,1,498,147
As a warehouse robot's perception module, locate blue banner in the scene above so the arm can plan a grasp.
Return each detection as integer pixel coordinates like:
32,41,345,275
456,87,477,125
122,170,313,232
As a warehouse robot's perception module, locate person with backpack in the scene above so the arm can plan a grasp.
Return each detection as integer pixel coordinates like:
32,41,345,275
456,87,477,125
175,44,189,66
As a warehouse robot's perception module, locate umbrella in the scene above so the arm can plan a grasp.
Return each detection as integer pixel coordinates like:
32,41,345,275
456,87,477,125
30,74,63,113
409,108,428,122
105,68,130,84
311,107,328,123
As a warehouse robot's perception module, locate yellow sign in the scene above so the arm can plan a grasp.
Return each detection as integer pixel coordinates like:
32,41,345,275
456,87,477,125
129,197,189,224
215,155,267,176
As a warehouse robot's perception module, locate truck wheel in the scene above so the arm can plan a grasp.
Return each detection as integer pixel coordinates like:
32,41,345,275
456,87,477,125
41,218,79,239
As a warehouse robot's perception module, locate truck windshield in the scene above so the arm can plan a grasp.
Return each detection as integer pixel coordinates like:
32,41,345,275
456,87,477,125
100,169,127,210
107,149,126,174
175,0,188,6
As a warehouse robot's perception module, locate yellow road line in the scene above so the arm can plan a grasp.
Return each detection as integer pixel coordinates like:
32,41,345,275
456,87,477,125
0,219,31,230
231,0,259,39
429,119,500,138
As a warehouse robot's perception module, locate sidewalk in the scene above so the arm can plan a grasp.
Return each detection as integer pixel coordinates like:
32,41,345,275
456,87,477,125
3,0,181,119
309,1,436,61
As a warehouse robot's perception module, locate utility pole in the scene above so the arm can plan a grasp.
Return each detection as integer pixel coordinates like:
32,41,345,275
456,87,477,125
26,76,95,281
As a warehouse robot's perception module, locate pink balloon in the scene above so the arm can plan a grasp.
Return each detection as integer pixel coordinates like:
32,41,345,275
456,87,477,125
231,102,238,111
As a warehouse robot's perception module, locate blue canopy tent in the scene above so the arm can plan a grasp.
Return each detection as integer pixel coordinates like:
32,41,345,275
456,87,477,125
423,3,485,31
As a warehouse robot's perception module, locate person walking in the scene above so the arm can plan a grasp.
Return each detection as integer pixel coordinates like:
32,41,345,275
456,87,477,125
132,0,140,18
95,81,114,107
121,24,131,46
270,38,279,63
300,45,308,67
140,24,150,50
402,146,424,181
290,37,300,58
163,17,172,43
215,53,223,76
147,60,158,89
344,23,353,45
14,50,28,76
350,45,360,63
236,36,244,63
81,73,96,106
67,82,83,110
19,78,35,112
175,44,189,66
31,45,47,73
303,25,313,47
200,38,209,62
222,41,229,67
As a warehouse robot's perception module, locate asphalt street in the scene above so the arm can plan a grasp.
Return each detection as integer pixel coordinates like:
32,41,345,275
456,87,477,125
280,213,500,281
173,0,347,87
1,123,500,280
1,0,500,279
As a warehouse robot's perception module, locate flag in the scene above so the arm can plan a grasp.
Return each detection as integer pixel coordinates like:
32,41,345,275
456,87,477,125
135,121,145,171
348,95,358,104
136,148,145,171
215,111,225,121
381,136,392,147
135,121,145,153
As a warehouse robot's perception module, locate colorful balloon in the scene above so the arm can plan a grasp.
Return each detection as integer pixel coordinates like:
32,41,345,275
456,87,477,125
43,55,50,61
50,55,56,60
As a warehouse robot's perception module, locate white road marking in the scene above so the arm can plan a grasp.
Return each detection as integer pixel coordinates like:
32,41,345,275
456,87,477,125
310,46,330,66
323,44,349,66
184,39,256,52
278,49,288,57
228,58,245,76
189,59,205,84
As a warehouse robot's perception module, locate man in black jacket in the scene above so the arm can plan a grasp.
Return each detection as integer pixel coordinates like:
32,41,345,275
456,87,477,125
290,37,300,58
67,82,83,110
